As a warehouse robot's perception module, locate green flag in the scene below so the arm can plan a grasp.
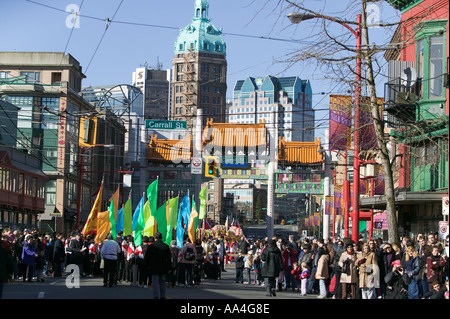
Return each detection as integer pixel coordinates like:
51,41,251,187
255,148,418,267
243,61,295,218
199,186,207,220
146,179,158,216
143,201,155,237
134,195,145,246
108,197,116,238
154,201,168,243
165,196,179,245
123,193,132,236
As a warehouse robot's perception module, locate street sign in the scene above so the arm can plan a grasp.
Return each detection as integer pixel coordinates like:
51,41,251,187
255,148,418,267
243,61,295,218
438,221,448,240
191,157,202,174
443,196,449,216
145,120,187,130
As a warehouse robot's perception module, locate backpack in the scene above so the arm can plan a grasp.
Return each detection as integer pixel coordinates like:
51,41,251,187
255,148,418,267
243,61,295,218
184,246,195,261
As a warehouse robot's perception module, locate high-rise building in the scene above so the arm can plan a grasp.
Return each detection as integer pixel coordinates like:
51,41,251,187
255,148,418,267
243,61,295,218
132,66,171,120
170,0,227,130
230,75,315,142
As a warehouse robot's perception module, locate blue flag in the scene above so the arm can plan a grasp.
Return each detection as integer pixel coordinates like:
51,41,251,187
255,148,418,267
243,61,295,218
132,195,145,232
176,193,190,248
117,206,124,233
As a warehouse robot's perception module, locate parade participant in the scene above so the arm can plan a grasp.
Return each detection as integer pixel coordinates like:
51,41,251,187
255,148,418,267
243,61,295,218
100,233,121,288
144,232,172,299
179,237,197,287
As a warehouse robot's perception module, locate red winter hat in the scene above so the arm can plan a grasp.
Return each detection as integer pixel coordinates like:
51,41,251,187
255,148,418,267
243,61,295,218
391,260,401,267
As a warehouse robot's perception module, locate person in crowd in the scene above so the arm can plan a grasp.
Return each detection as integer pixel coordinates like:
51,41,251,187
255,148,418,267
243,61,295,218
235,249,245,284
331,240,345,299
282,242,297,291
193,239,205,285
379,242,398,298
252,252,262,285
243,250,253,284
100,233,121,288
126,236,138,286
52,233,65,277
338,242,358,299
288,235,298,254
315,243,330,298
401,245,420,299
144,232,172,299
421,281,446,299
261,238,283,297
0,232,14,298
356,242,378,299
426,244,447,291
67,233,85,276
384,259,408,299
136,236,150,288
444,279,449,299
299,262,310,296
167,240,179,287
21,234,38,282
291,261,301,292
179,237,197,287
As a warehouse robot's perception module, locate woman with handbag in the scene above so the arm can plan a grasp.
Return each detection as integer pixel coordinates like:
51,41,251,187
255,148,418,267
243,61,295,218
338,242,358,299
401,245,420,299
356,243,378,299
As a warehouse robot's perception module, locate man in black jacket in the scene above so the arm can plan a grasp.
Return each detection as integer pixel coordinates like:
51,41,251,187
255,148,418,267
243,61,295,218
144,232,172,299
261,239,283,297
53,233,65,277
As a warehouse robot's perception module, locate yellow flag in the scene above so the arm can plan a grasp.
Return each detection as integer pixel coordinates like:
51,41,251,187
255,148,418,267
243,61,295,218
81,181,103,238
109,186,120,221
95,210,111,244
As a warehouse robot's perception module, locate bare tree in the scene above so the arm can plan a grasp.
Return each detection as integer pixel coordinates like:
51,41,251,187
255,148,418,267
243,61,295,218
268,0,422,244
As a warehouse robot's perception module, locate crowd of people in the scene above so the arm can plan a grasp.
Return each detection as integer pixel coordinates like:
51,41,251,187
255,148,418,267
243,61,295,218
240,232,449,299
1,225,449,300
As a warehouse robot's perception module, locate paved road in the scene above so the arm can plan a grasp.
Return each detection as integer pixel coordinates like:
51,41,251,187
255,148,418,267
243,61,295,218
2,262,319,300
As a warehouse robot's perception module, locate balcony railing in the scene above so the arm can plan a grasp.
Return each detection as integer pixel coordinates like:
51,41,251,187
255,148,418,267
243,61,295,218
384,77,418,126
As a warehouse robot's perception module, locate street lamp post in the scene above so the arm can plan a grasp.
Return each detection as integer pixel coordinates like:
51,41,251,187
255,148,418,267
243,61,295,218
288,12,362,242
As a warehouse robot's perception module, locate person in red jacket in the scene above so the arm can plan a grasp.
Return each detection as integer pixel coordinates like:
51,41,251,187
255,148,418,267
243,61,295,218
282,243,298,291
426,245,447,291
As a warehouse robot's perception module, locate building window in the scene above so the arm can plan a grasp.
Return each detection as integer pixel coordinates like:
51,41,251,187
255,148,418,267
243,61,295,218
20,71,40,84
428,36,443,99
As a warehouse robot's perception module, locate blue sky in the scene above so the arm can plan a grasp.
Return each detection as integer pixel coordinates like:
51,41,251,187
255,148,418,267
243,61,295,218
0,0,401,140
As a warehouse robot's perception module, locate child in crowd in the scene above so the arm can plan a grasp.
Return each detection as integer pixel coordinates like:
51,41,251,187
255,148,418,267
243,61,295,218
300,262,310,296
252,253,262,285
243,251,253,284
291,262,301,292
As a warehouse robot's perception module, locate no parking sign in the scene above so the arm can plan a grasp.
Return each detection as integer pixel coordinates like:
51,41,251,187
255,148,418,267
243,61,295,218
443,197,449,216
439,221,448,241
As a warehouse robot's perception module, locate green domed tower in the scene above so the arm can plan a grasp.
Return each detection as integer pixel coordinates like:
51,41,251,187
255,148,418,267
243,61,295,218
171,0,227,129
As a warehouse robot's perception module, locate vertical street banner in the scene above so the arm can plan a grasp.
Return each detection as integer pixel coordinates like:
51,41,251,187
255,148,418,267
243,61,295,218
329,95,352,150
325,196,333,215
334,185,343,215
360,97,385,151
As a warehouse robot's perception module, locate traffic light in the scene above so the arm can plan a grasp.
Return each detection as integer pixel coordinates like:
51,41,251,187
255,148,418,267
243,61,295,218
79,116,97,147
204,156,218,177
